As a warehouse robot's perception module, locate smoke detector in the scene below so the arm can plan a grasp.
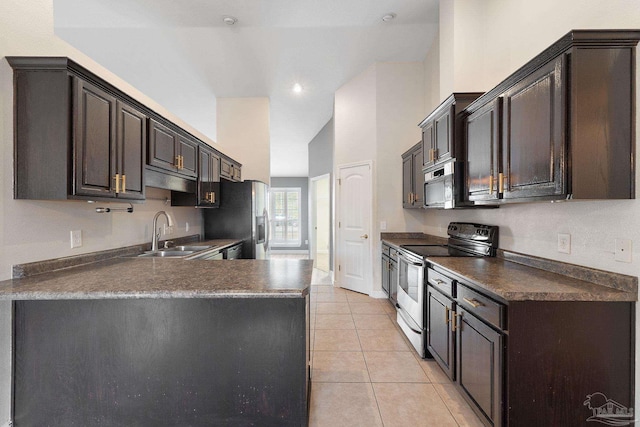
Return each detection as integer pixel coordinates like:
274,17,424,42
381,13,396,22
223,16,238,25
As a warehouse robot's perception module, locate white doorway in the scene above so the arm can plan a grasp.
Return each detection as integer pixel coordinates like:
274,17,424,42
336,162,373,295
310,174,331,273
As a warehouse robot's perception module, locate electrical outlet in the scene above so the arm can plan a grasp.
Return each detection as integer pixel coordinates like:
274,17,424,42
70,230,82,248
557,233,570,254
380,221,387,231
186,222,190,232
615,239,632,263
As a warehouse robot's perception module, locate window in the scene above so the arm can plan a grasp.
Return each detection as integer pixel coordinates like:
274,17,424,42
271,188,301,247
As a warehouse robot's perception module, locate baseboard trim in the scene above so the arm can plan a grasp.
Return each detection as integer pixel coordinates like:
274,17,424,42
269,249,310,255
369,290,388,299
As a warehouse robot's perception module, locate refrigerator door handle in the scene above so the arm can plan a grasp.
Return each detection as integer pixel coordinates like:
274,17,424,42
263,207,270,250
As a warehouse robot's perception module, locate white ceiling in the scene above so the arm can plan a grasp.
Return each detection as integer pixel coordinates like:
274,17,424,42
53,0,439,177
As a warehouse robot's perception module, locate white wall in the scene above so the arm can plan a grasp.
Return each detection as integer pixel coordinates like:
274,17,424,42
216,97,271,184
334,62,427,294
431,0,640,411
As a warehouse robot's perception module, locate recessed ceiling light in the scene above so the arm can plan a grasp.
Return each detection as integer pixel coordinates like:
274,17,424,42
381,13,396,22
222,16,238,25
292,83,303,94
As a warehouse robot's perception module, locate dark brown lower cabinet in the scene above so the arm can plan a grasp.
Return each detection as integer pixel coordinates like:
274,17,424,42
451,299,634,427
456,306,502,426
426,286,455,380
14,297,310,426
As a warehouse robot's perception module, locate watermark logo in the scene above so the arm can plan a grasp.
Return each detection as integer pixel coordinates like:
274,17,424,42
584,392,636,426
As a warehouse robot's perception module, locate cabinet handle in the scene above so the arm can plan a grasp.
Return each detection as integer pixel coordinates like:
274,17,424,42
463,297,483,308
499,172,504,194
445,306,450,324
452,312,460,331
114,174,120,194
434,279,444,285
121,174,126,193
209,192,216,204
175,155,181,169
489,175,494,195
433,148,438,160
429,149,434,162
180,155,184,169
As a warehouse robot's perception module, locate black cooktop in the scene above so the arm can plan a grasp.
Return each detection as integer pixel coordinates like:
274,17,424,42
400,222,499,259
400,244,482,258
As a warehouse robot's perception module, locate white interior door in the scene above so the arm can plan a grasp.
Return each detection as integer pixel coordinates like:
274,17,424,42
337,163,372,295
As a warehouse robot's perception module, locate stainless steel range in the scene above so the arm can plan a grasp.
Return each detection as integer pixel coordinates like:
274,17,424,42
395,222,499,357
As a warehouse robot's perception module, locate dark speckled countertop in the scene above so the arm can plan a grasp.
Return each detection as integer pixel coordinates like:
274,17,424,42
1,237,313,300
429,257,635,303
0,258,312,300
381,234,637,303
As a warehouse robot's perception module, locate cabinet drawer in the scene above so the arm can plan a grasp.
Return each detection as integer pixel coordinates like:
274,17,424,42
427,268,454,298
381,244,391,257
457,284,505,330
389,247,398,261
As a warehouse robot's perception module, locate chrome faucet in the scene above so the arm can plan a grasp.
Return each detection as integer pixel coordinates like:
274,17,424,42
151,211,174,252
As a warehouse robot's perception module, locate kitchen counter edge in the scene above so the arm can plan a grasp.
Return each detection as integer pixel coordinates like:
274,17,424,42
381,236,637,303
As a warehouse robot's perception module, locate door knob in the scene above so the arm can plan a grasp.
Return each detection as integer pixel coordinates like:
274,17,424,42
360,234,368,239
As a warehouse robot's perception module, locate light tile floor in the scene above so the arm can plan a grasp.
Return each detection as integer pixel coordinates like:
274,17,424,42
308,276,484,427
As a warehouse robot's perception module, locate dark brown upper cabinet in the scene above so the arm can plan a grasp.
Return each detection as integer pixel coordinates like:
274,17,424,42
9,57,146,202
148,119,198,179
465,98,502,204
402,142,424,208
220,157,242,182
74,81,146,200
9,57,243,201
463,30,640,205
171,144,220,208
420,93,483,169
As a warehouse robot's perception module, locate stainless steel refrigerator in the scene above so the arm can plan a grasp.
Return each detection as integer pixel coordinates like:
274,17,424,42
203,180,269,259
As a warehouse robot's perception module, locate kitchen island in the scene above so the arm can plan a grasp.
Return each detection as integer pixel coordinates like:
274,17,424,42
0,256,313,426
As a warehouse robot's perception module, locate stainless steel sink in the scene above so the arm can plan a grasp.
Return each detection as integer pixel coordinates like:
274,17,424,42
173,245,212,251
138,250,196,258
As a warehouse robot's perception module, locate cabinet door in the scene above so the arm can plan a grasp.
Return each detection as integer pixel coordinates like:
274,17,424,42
177,135,198,178
465,98,502,203
402,153,413,208
73,79,117,198
457,307,503,427
411,146,424,207
232,164,242,181
433,106,453,163
381,255,390,297
198,146,220,207
502,56,566,200
148,120,178,171
220,157,233,180
426,287,455,380
116,101,146,200
422,121,435,168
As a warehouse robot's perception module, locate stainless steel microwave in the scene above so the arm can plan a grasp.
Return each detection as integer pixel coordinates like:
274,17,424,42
423,160,461,209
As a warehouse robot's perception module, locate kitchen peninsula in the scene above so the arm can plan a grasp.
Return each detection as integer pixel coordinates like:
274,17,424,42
0,254,313,426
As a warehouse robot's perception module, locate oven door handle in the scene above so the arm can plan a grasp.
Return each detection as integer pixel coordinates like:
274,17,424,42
396,304,423,335
398,253,424,267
